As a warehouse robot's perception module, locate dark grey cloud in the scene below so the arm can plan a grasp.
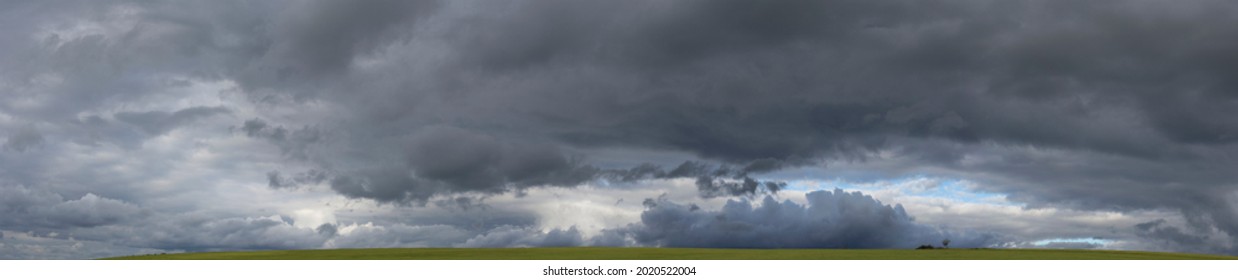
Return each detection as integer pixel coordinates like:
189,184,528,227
615,189,999,249
237,118,322,160
3,126,44,152
399,0,1238,252
315,223,338,237
405,126,596,193
602,161,787,198
297,124,786,204
0,1,252,122
431,196,490,212
266,169,328,189
1133,219,1211,250
237,0,441,92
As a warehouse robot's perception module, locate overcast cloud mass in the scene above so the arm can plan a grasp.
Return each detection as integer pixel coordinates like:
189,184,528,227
3,0,1238,259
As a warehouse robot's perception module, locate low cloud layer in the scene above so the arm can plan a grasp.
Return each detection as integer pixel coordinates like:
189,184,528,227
0,185,147,230
434,189,1000,249
621,189,995,249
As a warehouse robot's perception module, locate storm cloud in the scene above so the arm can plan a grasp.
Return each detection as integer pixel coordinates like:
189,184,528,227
4,0,1238,258
619,189,996,249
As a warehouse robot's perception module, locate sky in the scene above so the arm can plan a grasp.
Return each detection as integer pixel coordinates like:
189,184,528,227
2,0,1238,259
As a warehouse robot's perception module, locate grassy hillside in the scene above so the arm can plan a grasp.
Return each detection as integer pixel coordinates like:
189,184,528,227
103,247,1238,260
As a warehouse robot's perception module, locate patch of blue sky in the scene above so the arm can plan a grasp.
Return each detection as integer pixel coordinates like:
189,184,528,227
1031,237,1111,246
781,178,858,192
917,179,1008,205
780,175,1014,206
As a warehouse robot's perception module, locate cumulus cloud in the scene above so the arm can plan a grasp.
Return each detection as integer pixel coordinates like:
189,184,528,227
614,189,998,249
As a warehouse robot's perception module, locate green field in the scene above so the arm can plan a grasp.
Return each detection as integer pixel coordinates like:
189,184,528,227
103,248,1238,260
